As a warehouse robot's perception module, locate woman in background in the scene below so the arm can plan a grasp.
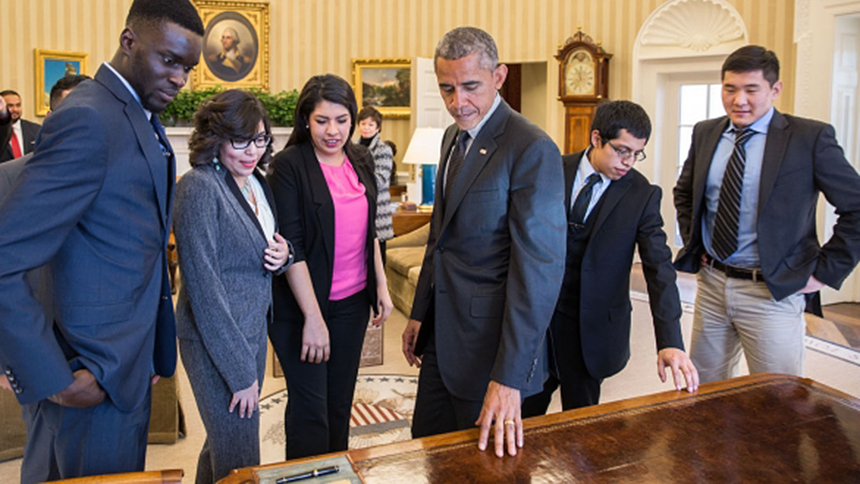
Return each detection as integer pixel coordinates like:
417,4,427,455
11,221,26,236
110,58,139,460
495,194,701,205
268,74,393,460
357,106,395,263
174,89,291,482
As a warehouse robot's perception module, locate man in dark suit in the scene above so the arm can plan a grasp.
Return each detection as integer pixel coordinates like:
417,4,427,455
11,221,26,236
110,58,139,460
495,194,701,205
0,90,41,163
521,101,699,418
0,0,203,481
402,27,567,458
674,45,860,383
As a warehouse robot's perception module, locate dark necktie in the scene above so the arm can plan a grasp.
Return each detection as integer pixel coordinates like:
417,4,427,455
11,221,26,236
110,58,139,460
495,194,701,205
445,131,470,197
150,115,172,159
569,173,602,226
712,127,755,260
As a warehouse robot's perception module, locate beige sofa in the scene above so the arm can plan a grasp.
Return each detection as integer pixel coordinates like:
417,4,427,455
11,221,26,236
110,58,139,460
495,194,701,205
385,223,429,316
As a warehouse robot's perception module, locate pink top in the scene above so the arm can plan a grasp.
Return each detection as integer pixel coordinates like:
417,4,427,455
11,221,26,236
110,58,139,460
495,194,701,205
320,156,368,300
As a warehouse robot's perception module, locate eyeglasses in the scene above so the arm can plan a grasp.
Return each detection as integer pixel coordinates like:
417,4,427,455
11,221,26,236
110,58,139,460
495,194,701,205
230,133,272,150
606,140,646,162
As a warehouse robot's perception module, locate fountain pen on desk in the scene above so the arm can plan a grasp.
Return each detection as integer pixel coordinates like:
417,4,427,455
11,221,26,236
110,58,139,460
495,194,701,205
275,465,340,483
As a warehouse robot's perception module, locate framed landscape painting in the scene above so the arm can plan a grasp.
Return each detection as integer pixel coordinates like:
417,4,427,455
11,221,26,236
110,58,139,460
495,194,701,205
34,49,88,116
352,58,411,118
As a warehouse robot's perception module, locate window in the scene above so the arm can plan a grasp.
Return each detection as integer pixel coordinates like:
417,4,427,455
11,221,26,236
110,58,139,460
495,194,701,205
674,83,722,246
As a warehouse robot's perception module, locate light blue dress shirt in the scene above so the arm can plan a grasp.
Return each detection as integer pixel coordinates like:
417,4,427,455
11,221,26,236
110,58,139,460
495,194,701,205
571,148,612,222
702,107,775,268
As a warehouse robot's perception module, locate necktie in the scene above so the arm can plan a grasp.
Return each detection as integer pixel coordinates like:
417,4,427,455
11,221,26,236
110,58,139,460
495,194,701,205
9,131,22,159
445,131,470,197
712,127,755,260
569,173,602,226
150,115,171,159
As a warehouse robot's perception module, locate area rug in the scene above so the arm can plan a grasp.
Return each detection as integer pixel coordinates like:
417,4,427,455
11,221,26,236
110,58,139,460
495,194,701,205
259,374,418,464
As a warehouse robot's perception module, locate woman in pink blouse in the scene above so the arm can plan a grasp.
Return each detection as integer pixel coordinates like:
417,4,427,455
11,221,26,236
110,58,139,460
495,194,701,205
268,74,393,460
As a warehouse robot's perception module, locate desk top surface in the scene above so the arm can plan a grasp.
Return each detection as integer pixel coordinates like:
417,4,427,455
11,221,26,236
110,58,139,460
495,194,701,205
224,374,860,483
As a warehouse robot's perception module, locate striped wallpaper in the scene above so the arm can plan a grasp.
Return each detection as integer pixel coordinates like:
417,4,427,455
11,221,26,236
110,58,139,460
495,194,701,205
0,0,796,160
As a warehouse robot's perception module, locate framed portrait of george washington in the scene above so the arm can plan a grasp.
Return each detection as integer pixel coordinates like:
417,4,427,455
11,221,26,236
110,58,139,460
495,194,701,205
352,59,411,118
34,49,88,117
194,0,269,90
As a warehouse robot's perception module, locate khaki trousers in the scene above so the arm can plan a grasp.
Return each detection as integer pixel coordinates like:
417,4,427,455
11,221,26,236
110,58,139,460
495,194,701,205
691,265,806,383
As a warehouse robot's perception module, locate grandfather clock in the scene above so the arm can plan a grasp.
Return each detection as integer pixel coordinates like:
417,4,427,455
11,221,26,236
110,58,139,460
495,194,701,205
556,29,611,154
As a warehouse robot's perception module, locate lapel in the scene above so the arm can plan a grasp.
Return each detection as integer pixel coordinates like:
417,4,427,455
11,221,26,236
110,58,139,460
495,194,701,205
95,65,171,230
692,117,730,220
590,170,631,236
757,110,789,219
222,167,268,243
563,151,585,213
302,141,335,273
439,100,512,233
433,126,458,224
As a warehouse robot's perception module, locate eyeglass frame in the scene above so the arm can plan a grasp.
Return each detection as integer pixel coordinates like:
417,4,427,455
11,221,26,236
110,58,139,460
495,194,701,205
230,133,272,150
605,139,647,163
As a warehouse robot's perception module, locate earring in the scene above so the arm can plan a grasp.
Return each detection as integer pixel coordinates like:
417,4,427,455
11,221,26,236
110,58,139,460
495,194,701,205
305,125,309,129
213,156,221,171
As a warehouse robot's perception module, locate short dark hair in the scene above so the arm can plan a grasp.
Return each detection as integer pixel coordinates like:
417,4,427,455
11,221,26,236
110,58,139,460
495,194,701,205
287,74,369,167
721,45,780,87
126,0,204,36
49,75,90,110
0,90,20,98
591,100,652,144
188,89,272,169
357,106,383,132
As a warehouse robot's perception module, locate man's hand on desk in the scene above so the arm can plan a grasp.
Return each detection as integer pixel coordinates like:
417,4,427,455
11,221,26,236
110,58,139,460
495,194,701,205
476,380,522,458
48,369,106,408
657,348,699,392
402,319,422,367
0,375,11,392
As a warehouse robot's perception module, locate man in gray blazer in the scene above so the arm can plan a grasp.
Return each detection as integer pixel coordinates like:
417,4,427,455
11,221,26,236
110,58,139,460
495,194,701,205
0,0,203,481
674,45,860,383
402,27,566,458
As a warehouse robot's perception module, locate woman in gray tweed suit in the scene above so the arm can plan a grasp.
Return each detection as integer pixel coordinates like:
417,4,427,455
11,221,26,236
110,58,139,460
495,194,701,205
173,90,292,483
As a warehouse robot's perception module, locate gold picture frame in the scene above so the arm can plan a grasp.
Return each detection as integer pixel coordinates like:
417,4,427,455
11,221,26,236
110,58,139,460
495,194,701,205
193,0,269,90
34,49,88,117
352,58,411,118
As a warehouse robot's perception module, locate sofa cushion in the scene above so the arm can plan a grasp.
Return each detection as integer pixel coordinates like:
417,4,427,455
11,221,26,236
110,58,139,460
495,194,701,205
408,265,422,287
387,246,426,278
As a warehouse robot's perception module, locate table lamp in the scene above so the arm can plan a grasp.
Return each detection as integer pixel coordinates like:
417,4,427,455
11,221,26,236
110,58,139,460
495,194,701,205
402,127,445,207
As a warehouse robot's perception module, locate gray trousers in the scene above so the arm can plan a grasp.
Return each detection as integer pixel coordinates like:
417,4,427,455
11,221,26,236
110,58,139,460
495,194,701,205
690,265,807,383
21,386,151,484
180,329,267,484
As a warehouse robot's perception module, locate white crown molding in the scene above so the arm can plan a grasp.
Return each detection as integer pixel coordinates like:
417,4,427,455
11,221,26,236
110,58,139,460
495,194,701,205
639,0,746,53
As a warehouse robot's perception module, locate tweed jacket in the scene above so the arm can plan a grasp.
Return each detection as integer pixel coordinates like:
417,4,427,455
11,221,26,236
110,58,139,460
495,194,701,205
368,133,394,241
173,163,279,394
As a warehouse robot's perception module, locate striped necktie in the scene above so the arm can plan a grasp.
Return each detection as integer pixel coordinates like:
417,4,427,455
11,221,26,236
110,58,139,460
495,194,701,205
712,127,755,260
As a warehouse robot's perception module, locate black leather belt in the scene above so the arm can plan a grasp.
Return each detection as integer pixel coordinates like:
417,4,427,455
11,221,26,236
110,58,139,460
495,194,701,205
703,254,766,283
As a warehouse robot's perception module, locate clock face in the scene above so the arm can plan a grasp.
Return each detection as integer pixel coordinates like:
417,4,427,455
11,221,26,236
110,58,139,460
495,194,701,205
565,50,595,96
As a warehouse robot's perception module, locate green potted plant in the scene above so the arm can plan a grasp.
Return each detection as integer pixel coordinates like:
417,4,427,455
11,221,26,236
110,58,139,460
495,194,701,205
160,86,299,127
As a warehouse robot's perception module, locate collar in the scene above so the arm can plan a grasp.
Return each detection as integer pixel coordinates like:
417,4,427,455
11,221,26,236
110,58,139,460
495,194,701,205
582,147,612,185
465,93,502,140
726,106,774,135
102,61,152,121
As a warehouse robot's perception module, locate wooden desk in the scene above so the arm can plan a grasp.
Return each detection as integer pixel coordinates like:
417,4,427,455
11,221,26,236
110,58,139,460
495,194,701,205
221,375,860,483
392,210,431,236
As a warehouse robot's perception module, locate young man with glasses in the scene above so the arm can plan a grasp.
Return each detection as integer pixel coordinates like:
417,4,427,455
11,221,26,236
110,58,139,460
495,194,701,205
522,100,698,417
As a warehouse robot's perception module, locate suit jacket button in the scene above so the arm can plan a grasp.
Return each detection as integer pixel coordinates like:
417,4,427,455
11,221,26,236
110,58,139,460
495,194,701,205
14,387,23,394
4,367,11,376
437,247,444,253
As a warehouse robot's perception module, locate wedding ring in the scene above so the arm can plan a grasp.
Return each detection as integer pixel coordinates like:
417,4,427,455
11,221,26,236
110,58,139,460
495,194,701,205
504,419,515,426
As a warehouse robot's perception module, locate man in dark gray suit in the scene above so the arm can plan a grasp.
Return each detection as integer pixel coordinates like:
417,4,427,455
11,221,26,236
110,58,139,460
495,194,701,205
0,0,203,481
674,45,860,383
402,27,566,458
